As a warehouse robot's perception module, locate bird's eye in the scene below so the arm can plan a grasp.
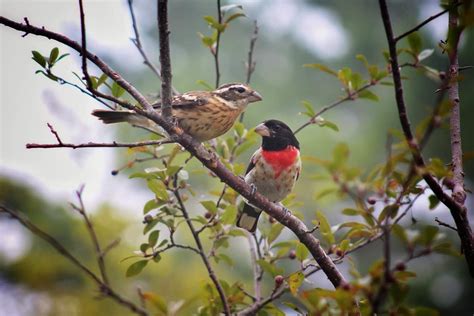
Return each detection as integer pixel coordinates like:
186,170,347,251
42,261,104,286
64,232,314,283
235,87,246,93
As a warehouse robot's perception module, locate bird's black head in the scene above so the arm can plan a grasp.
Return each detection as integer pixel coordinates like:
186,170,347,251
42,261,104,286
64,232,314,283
255,120,300,151
214,83,262,103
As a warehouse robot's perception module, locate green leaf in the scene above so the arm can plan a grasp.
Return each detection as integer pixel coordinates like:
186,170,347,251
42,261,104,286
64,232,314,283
359,90,379,102
428,195,439,210
301,100,316,117
303,63,338,76
295,242,309,261
216,253,233,266
143,198,165,214
97,73,108,87
316,210,335,245
378,204,399,222
267,223,284,244
200,200,218,214
140,243,150,253
126,260,148,277
225,12,246,24
356,54,369,68
407,32,422,55
31,50,46,68
148,230,160,247
111,81,125,97
432,242,460,256
418,48,434,61
288,271,304,295
220,205,237,225
342,208,360,216
256,259,283,277
152,253,161,263
147,179,169,201
49,47,59,65
319,119,339,131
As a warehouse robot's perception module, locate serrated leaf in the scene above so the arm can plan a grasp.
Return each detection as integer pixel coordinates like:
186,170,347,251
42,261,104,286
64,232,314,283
288,272,304,295
359,90,379,102
303,63,338,76
126,260,148,277
148,230,160,247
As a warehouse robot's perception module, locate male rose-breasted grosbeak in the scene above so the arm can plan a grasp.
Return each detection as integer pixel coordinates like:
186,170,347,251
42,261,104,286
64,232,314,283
92,83,262,142
236,120,301,232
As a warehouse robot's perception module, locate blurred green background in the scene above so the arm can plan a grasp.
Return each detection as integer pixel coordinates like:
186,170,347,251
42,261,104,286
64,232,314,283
1,0,473,315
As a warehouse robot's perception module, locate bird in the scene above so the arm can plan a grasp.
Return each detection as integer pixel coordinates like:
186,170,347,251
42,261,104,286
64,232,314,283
91,83,262,142
236,120,301,232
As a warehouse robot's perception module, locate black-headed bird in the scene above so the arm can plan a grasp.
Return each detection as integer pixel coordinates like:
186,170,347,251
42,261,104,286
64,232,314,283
237,120,301,232
92,83,262,142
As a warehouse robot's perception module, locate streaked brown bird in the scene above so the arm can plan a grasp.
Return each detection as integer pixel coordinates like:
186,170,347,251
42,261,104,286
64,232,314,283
236,120,301,232
92,83,262,142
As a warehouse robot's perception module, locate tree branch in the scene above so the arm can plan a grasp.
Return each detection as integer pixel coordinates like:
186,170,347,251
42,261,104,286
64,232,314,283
78,0,93,89
157,0,173,119
378,0,474,277
239,20,259,123
214,0,222,88
0,15,347,288
394,1,462,42
0,206,148,316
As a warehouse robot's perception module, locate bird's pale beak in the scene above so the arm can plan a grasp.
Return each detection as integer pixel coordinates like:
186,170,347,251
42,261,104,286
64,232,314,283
248,90,263,103
254,123,270,137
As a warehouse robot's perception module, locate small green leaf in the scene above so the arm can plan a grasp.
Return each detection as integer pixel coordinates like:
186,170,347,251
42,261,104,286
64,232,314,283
32,50,46,68
359,90,379,102
267,223,284,244
320,119,339,131
148,230,160,247
301,100,316,117
257,259,283,277
147,179,169,201
97,73,108,87
153,253,161,263
200,200,218,214
49,47,59,65
288,271,304,295
356,54,369,68
225,12,246,24
220,205,237,225
379,204,399,222
295,242,309,261
140,243,150,253
126,260,148,277
407,32,422,55
316,210,335,245
342,208,360,216
303,63,338,76
111,81,125,97
56,53,70,63
428,195,439,210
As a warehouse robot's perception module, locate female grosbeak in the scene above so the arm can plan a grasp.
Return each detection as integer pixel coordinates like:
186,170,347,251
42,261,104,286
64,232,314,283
92,83,262,142
237,120,301,232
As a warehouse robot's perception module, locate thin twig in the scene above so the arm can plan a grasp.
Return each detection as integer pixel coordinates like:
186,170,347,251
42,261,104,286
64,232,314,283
294,83,373,134
214,0,222,88
435,217,458,231
70,186,109,285
173,184,231,315
247,232,262,302
0,206,148,316
78,0,93,89
394,1,463,42
239,20,259,123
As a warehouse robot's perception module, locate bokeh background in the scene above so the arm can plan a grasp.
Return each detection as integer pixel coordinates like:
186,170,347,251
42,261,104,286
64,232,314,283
1,0,473,315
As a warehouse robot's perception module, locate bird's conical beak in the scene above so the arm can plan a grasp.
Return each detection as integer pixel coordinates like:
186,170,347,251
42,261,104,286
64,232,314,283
254,123,270,137
248,90,263,103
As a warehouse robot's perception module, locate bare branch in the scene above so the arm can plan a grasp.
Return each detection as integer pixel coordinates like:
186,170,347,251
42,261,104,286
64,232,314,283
157,0,173,119
239,20,259,123
0,206,148,316
435,217,458,231
214,0,222,88
394,1,462,42
78,0,93,89
70,186,109,285
378,0,474,277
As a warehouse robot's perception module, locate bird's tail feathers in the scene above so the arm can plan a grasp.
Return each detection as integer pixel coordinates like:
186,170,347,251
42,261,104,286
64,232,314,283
92,110,165,135
236,203,261,233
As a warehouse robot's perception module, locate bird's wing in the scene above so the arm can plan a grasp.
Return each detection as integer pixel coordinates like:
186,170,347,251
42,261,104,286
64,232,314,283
245,149,261,175
152,92,209,109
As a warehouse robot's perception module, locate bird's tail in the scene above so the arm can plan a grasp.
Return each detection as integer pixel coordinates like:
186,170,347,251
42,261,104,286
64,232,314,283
236,203,261,232
91,110,164,135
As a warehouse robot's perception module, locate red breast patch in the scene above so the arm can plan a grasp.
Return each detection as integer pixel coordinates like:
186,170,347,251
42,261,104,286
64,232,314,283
261,146,299,178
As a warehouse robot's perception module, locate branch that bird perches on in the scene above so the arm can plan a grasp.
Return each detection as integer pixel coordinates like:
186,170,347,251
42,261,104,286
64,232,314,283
0,206,148,316
0,15,347,289
378,0,474,277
